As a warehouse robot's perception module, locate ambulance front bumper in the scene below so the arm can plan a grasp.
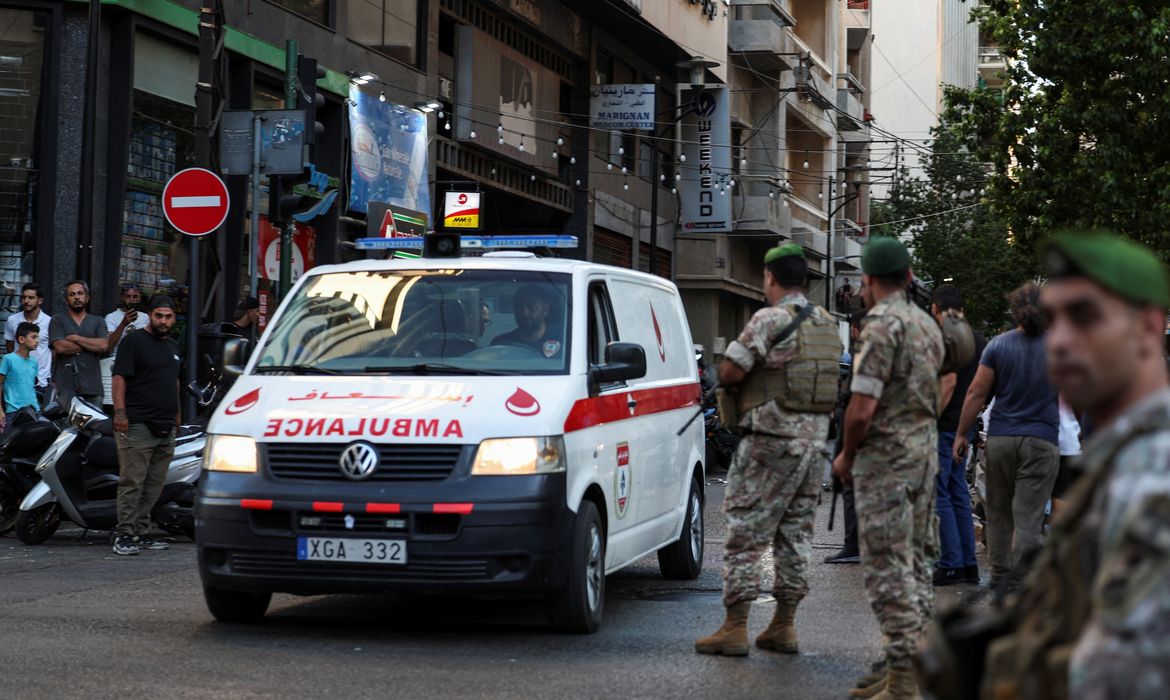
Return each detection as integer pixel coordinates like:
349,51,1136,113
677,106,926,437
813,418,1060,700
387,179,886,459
195,470,573,595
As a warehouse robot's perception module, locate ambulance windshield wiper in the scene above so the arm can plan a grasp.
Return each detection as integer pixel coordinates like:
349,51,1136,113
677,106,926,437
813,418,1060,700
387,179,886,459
252,364,346,375
364,363,519,376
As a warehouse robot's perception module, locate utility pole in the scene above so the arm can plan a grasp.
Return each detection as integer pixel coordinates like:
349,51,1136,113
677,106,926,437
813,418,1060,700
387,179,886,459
278,40,298,300
192,0,224,419
75,0,100,282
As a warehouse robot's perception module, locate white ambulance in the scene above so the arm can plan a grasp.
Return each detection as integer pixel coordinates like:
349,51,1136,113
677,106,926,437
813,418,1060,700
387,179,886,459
197,240,706,632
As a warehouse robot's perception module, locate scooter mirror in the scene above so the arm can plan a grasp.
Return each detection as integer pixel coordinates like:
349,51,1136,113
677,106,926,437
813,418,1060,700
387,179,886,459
222,338,250,380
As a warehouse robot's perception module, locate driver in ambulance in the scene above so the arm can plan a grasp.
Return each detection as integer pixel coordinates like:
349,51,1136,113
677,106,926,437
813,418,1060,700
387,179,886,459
491,284,563,358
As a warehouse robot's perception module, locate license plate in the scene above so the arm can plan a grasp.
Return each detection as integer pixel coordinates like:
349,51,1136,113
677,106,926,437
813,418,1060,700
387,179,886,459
296,537,407,565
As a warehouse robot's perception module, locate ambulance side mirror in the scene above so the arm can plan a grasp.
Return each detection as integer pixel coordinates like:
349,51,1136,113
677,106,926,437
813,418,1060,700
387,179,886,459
222,338,251,380
589,342,646,393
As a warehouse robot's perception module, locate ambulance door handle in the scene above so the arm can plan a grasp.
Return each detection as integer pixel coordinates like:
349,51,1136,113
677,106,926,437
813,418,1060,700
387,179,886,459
627,398,637,410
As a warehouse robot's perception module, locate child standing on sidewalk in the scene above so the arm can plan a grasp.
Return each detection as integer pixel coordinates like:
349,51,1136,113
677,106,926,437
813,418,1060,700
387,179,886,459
0,322,42,431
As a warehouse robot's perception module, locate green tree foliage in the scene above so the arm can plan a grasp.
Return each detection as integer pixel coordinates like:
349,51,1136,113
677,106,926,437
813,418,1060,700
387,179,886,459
871,116,1033,335
944,1,1170,253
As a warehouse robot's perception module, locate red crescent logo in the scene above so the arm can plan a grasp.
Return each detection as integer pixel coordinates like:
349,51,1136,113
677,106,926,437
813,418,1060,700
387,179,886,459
224,388,260,415
505,388,541,416
650,303,666,362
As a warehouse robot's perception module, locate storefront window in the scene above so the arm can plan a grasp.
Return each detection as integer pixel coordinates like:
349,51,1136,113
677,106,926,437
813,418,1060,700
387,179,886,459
347,0,421,66
121,90,195,334
0,8,46,316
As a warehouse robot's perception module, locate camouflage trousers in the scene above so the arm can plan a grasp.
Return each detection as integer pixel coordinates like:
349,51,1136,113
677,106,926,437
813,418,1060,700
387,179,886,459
721,433,821,607
854,456,939,670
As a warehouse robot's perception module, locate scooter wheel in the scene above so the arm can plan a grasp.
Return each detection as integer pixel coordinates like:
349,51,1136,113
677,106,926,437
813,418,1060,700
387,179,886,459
0,473,22,535
15,503,61,545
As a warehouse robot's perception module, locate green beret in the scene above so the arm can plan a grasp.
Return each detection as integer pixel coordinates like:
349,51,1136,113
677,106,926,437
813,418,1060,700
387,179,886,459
1044,231,1170,308
765,243,805,264
861,237,911,275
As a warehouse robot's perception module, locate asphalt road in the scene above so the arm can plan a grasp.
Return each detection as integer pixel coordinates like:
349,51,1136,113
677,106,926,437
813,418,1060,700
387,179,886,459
0,475,987,699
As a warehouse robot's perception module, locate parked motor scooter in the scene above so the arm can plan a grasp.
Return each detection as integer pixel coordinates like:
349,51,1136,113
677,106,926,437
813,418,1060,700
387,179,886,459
14,394,207,545
0,403,69,534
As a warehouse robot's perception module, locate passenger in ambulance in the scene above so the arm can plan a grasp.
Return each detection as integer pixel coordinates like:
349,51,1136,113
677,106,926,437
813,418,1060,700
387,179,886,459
491,284,564,358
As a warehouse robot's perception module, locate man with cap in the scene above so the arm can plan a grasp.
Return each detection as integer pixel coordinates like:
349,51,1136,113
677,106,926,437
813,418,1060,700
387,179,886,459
110,296,182,556
832,236,944,699
695,243,841,657
226,295,260,336
973,231,1170,699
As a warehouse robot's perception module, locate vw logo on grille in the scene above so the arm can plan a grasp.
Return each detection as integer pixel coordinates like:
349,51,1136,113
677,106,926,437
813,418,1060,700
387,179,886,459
338,442,379,481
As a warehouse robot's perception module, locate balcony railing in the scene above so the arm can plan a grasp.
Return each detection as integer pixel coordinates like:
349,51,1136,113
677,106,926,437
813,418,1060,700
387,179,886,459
978,47,1006,66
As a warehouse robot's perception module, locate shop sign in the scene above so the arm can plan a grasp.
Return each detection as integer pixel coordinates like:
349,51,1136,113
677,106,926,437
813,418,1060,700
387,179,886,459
679,87,732,234
367,201,428,238
347,90,431,216
162,167,230,237
590,84,655,131
443,192,481,229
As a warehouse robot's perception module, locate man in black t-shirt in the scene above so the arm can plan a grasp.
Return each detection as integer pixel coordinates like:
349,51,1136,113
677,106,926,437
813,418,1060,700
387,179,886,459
110,297,182,556
931,285,987,586
491,284,563,358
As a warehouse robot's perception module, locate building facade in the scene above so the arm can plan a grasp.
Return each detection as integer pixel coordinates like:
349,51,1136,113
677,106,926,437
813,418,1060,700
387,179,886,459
0,0,724,335
679,0,871,361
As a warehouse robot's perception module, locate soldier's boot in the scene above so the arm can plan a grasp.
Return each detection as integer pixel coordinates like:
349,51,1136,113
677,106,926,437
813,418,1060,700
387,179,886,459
694,601,750,656
754,603,798,653
848,669,888,699
855,661,886,688
871,669,921,700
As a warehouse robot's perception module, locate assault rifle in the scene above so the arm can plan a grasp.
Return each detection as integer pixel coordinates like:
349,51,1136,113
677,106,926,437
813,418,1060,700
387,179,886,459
827,476,844,531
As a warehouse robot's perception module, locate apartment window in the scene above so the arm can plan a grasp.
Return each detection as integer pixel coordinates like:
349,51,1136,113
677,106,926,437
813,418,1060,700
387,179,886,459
348,0,422,66
267,0,331,26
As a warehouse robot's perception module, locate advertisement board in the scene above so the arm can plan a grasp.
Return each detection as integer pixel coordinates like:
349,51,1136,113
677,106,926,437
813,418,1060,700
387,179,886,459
347,89,431,216
679,87,732,234
454,26,561,175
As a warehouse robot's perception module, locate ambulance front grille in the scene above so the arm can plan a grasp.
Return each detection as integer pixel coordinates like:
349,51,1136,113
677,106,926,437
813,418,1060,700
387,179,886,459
265,444,464,482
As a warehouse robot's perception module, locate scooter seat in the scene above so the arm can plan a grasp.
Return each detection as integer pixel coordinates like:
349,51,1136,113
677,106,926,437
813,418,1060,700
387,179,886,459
89,419,115,437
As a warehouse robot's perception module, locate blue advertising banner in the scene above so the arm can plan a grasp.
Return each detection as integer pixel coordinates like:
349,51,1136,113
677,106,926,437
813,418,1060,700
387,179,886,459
347,88,431,216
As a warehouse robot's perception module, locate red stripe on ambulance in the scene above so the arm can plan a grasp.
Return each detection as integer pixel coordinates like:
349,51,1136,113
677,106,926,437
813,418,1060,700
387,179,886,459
563,382,700,433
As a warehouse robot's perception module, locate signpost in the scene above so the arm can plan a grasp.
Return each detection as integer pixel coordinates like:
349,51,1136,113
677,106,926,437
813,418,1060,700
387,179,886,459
162,168,230,237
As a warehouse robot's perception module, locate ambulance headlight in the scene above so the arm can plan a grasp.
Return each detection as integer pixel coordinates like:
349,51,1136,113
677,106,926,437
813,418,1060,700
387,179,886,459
204,435,258,473
471,436,566,476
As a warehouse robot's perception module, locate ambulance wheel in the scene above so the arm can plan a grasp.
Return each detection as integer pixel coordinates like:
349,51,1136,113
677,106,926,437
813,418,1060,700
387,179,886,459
15,503,60,545
658,477,704,580
547,500,604,634
204,585,271,623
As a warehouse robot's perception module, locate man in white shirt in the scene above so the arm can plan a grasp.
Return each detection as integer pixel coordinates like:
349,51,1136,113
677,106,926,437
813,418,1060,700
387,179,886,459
4,282,52,403
102,284,149,404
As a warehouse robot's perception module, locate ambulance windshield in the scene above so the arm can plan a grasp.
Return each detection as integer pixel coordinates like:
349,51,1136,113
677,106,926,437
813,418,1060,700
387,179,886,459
253,269,572,375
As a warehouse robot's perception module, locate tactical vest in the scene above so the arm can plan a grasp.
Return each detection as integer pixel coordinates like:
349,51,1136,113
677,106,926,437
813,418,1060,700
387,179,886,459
734,304,843,416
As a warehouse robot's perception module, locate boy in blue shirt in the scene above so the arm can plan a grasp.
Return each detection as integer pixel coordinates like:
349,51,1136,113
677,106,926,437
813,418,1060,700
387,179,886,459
0,322,42,431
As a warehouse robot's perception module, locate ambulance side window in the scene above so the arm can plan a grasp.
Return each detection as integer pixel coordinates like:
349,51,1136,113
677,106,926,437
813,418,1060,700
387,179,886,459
587,282,618,366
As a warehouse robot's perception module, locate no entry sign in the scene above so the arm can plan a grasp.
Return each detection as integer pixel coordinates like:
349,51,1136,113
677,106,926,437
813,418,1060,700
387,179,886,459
162,167,230,237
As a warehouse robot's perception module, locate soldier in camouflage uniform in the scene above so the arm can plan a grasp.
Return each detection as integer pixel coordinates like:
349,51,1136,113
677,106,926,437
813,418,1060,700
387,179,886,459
695,243,840,657
972,232,1170,700
833,237,944,700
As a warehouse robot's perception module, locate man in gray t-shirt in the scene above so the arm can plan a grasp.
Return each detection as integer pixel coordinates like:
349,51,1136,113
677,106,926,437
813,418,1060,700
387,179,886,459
48,281,131,407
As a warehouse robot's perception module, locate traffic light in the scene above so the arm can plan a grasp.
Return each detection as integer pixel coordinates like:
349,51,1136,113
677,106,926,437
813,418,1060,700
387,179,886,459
297,54,326,146
271,167,316,224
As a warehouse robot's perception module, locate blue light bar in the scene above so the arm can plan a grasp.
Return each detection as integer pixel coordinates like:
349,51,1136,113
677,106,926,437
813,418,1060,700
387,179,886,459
355,235,579,251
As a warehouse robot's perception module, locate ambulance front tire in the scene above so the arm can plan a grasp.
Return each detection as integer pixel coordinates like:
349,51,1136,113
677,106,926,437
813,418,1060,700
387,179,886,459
547,500,605,634
657,477,704,580
204,585,272,623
